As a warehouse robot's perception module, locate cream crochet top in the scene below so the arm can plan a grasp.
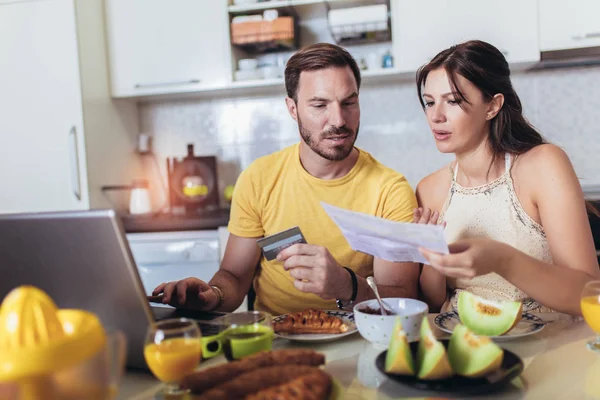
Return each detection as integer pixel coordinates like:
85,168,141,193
439,153,554,313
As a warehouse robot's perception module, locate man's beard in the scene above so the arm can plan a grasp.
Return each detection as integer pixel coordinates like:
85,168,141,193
298,117,359,162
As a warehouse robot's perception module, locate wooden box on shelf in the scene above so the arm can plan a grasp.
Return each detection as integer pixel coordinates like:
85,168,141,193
231,16,295,51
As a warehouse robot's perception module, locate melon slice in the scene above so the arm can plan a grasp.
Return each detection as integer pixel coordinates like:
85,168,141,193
385,317,415,375
448,324,503,377
416,317,453,380
458,291,522,336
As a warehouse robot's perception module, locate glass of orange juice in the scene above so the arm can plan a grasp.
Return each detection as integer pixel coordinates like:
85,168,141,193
144,318,202,396
581,280,600,353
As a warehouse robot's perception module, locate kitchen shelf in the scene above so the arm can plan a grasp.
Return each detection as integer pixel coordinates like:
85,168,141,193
582,182,600,200
229,0,354,14
230,77,285,89
329,21,391,46
134,67,407,102
231,67,400,87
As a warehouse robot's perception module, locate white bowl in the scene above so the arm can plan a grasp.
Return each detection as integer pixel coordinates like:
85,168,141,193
353,298,429,347
238,58,258,71
259,65,280,79
235,69,261,81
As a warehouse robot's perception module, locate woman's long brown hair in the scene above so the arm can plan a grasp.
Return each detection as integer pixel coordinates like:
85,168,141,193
416,40,599,217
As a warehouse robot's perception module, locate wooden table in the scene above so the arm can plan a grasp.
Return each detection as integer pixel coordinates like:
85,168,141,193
118,313,599,399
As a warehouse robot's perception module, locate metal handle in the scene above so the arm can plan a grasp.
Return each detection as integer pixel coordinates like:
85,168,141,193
134,79,200,89
68,126,81,201
572,32,600,40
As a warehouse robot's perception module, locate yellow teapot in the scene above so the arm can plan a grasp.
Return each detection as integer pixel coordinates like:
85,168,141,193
0,286,127,400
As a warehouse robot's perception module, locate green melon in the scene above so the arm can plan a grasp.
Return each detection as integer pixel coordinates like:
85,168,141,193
385,317,415,375
458,291,522,336
416,317,453,380
448,324,503,377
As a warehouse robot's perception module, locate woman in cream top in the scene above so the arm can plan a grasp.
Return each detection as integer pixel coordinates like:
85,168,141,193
412,40,599,316
437,153,553,312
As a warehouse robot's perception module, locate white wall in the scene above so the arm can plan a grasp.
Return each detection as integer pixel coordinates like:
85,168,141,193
75,0,143,210
138,65,600,196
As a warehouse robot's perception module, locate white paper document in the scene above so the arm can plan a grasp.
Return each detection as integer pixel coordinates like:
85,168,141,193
321,202,449,264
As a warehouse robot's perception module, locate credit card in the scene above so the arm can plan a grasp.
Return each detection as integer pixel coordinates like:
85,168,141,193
256,226,307,261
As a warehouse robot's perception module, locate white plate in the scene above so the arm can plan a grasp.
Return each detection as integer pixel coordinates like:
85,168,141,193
434,311,545,340
273,310,357,342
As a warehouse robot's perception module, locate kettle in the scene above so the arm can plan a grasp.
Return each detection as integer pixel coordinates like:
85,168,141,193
128,179,152,215
101,179,152,215
0,286,127,400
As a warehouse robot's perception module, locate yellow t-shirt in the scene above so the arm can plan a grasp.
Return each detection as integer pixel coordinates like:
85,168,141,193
228,144,417,315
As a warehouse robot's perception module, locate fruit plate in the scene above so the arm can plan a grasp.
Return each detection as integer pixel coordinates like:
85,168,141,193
375,340,524,395
434,311,545,340
273,310,357,342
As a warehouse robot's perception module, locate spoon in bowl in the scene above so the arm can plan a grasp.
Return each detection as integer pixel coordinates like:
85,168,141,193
366,276,390,316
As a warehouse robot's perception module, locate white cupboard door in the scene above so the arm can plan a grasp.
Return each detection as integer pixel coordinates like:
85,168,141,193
448,0,539,65
392,0,539,73
391,0,451,74
105,0,231,97
0,0,89,214
540,0,600,51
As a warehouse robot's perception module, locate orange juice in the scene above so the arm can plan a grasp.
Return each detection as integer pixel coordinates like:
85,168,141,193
581,295,600,332
144,337,202,383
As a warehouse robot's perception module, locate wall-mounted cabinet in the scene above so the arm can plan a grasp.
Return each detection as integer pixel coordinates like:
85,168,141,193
104,0,398,99
539,0,600,52
103,0,560,101
0,0,140,214
0,0,89,213
391,0,540,73
105,0,232,98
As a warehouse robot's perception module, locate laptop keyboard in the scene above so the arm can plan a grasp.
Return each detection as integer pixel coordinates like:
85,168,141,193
151,305,227,336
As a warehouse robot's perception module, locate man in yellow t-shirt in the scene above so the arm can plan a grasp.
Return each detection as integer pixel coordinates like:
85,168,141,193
153,43,419,315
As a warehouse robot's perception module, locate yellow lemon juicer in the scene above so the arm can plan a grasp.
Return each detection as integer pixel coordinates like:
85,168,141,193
0,286,126,400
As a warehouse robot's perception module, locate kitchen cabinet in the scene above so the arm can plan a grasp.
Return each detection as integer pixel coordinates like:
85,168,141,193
391,0,540,73
539,0,600,52
0,0,88,213
104,0,232,98
104,0,399,99
0,0,141,214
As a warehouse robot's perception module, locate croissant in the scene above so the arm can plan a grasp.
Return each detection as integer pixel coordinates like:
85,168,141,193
274,309,349,334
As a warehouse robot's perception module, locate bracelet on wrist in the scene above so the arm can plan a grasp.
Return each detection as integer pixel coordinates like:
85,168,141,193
336,267,358,310
210,285,224,309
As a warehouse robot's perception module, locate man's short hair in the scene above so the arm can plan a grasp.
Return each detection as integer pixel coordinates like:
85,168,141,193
284,43,361,102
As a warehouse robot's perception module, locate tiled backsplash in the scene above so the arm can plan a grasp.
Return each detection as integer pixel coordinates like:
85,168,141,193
139,65,600,202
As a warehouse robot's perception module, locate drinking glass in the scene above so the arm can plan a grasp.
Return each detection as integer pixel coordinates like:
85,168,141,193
581,280,600,352
144,318,202,396
220,311,273,361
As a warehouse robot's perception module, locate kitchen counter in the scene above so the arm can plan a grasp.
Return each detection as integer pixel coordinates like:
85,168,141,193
117,182,598,234
120,208,230,233
117,313,597,400
582,182,600,200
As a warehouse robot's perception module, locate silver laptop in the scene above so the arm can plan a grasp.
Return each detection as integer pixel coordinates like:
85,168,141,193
0,209,225,369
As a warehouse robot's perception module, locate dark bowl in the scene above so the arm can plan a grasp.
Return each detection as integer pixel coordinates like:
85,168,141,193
375,339,524,395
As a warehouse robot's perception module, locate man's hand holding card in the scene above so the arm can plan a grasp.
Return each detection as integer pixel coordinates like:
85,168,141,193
257,227,350,300
256,226,307,261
